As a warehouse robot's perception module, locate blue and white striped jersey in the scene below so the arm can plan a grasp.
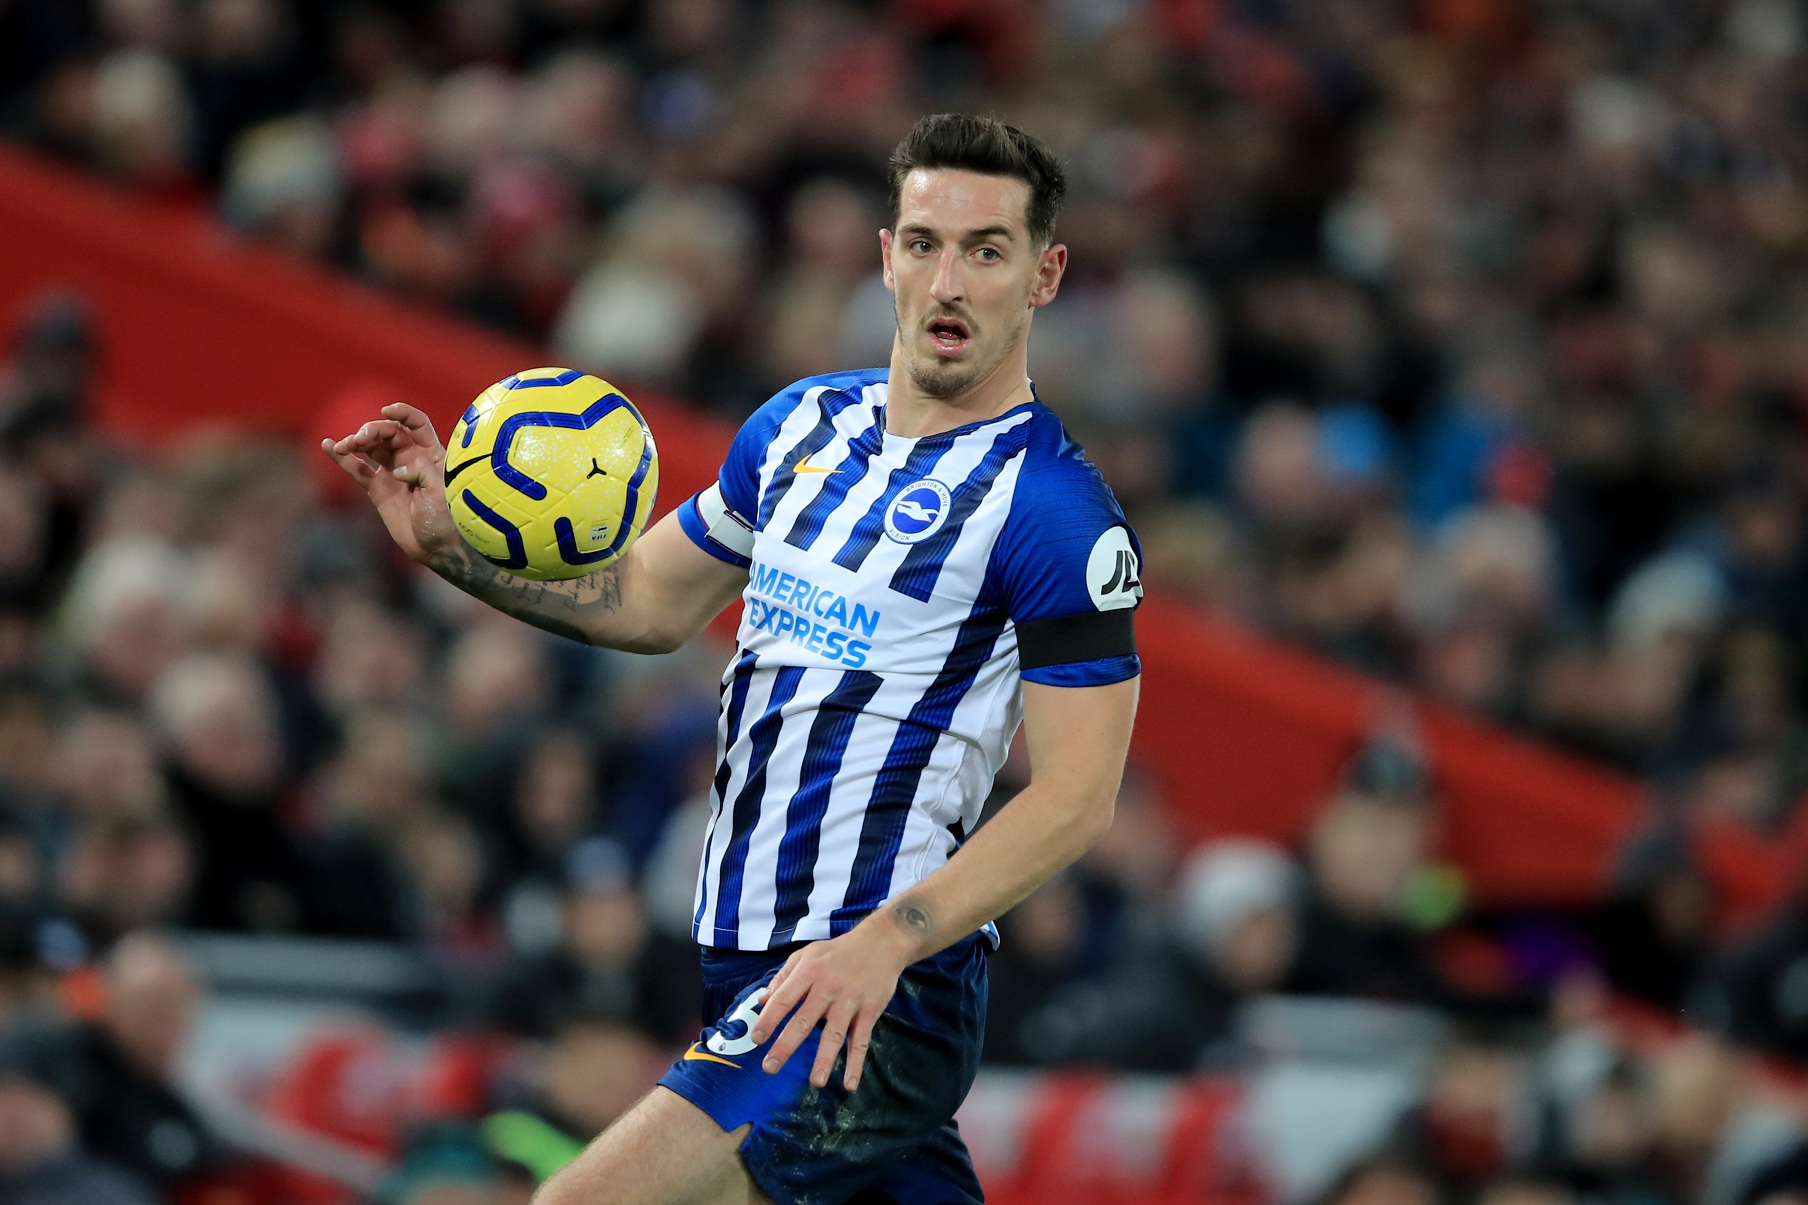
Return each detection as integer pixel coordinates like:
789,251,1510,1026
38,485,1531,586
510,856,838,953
675,368,1142,951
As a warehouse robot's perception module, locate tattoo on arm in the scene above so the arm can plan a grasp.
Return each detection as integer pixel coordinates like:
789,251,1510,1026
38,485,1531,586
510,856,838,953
426,539,625,646
889,898,936,949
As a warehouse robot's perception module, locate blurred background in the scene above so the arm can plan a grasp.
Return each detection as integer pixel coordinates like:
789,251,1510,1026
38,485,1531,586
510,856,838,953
6,1,1808,1203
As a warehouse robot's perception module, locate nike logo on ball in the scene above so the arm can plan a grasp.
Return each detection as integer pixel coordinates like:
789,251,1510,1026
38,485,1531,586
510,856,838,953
444,455,485,485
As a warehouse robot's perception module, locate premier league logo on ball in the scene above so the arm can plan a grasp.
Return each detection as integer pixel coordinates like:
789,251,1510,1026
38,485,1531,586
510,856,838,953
884,479,953,544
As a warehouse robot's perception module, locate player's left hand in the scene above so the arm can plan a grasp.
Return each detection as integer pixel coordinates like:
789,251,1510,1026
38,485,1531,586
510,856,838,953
747,924,915,1092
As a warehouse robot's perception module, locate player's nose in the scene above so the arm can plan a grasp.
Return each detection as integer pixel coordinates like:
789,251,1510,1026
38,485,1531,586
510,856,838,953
929,248,964,304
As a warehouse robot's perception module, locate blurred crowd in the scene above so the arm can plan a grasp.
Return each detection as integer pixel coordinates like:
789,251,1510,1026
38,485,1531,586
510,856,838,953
0,287,730,1201
7,0,1808,1202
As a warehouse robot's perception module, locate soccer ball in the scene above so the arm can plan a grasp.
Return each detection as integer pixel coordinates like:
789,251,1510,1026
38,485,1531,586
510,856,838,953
445,368,659,580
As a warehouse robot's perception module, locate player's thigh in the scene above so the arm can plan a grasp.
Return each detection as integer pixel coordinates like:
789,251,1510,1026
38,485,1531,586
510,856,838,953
533,1086,772,1205
662,935,989,1205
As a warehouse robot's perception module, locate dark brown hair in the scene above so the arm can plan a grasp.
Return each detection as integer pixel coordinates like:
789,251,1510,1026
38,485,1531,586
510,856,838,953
887,113,1066,247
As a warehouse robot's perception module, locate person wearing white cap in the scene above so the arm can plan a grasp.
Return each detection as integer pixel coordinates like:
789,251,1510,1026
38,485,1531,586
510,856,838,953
1174,838,1302,996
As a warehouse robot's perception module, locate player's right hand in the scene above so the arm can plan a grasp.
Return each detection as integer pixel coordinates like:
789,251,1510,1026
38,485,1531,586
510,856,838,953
320,402,460,565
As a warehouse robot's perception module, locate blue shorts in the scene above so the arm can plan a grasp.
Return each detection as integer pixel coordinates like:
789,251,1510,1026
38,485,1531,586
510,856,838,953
657,932,988,1205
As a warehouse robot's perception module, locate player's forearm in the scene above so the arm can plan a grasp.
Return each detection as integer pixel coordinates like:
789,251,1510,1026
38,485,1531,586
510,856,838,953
862,777,1116,965
422,538,672,652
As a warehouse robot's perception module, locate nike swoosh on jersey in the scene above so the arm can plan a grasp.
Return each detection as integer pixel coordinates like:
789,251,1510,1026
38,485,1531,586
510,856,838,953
792,455,839,475
682,1043,741,1068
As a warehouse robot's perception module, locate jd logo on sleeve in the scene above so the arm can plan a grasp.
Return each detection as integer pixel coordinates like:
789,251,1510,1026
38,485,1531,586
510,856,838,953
1086,527,1142,610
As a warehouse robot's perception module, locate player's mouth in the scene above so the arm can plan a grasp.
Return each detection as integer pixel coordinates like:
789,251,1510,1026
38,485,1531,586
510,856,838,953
925,316,971,358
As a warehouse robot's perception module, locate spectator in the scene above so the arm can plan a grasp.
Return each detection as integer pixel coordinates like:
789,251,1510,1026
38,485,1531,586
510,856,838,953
401,806,496,959
1068,766,1183,964
492,1004,664,1147
1320,1152,1447,1205
6,932,226,1194
0,1041,155,1205
56,812,194,942
52,708,168,822
306,708,435,940
0,290,95,455
1584,827,1717,1012
1649,1036,1800,1205
61,534,187,709
484,836,697,1045
981,871,1091,1068
0,800,43,906
1291,767,1448,1005
1693,894,1808,1063
151,650,313,932
1021,839,1299,1072
1532,1041,1669,1205
0,906,60,1028
434,619,552,830
378,1122,510,1205
499,725,603,888
1392,1032,1527,1195
310,595,431,718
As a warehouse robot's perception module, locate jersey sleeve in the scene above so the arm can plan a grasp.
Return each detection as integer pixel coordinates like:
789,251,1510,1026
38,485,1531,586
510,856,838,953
995,436,1143,688
675,385,803,568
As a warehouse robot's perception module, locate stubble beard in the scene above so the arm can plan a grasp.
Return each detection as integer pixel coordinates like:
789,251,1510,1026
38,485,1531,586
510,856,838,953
907,352,980,400
897,305,1028,401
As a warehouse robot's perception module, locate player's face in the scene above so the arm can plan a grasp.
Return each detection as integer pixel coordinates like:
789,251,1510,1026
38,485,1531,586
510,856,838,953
882,168,1065,400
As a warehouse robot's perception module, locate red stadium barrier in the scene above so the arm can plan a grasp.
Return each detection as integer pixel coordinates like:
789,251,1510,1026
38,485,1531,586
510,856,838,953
959,1072,1261,1205
0,144,1784,921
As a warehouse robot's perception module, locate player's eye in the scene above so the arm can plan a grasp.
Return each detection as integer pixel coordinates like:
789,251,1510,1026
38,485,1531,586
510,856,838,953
974,247,1001,262
909,238,933,254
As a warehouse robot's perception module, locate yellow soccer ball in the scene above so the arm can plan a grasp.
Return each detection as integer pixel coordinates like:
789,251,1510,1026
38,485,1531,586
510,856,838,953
446,368,658,580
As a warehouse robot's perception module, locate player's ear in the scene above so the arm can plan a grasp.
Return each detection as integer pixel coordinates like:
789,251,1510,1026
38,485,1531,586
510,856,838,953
1029,242,1066,309
879,228,896,292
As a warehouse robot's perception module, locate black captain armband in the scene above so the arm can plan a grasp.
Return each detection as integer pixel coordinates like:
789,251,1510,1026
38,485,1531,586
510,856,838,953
1016,610,1137,671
